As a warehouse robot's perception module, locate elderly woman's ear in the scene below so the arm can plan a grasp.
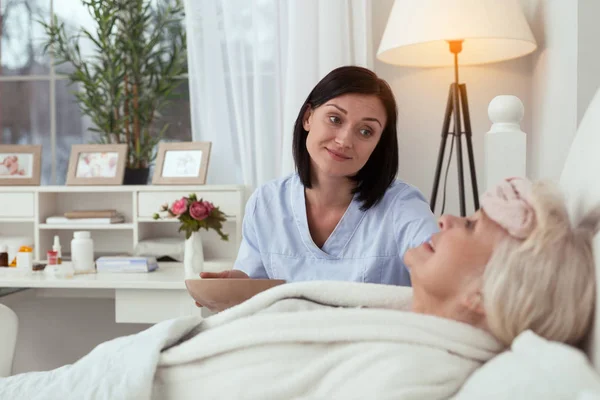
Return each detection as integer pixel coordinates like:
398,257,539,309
459,278,487,328
463,291,485,316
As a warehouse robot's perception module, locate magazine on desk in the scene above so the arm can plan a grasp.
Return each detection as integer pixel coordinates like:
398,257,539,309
95,256,159,273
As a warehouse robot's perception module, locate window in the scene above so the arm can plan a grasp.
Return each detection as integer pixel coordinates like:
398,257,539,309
0,0,190,185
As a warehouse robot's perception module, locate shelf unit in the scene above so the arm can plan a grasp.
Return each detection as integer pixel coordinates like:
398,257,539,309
0,184,246,263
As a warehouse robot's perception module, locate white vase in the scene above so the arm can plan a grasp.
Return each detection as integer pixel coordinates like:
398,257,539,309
184,232,204,278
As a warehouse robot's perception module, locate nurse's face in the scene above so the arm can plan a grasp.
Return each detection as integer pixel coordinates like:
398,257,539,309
303,93,386,179
405,210,508,305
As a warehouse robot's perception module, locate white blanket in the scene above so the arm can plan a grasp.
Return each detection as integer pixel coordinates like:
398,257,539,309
153,281,502,400
0,281,503,400
0,315,201,400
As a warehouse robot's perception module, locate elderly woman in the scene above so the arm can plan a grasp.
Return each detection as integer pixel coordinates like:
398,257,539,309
406,177,597,346
2,178,597,400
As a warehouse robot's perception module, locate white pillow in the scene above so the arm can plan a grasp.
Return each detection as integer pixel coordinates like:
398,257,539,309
455,330,600,399
579,391,600,400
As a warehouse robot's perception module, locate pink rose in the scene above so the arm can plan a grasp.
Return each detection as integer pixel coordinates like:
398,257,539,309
171,198,188,216
203,201,215,215
189,201,210,221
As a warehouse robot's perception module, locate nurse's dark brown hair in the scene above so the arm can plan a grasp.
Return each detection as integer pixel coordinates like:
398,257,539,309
292,65,399,210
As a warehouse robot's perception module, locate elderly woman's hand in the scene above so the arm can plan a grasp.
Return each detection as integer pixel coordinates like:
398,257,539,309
194,269,250,307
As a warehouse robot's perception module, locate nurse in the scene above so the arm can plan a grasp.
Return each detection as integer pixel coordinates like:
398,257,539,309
202,66,438,286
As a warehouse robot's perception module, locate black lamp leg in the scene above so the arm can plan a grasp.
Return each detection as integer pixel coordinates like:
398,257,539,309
453,90,466,216
429,82,480,217
429,84,454,213
459,83,480,210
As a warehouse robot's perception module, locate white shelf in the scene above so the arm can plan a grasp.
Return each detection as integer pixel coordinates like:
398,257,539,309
137,217,236,223
0,218,34,223
33,184,246,193
137,217,178,223
39,223,135,230
0,184,244,266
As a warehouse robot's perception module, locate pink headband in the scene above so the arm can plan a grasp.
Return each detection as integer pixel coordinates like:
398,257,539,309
480,178,536,239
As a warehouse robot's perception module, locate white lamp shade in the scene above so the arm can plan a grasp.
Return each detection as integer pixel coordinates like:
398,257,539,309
377,0,537,67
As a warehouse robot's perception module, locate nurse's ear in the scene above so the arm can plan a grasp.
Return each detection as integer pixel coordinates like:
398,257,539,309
303,105,313,132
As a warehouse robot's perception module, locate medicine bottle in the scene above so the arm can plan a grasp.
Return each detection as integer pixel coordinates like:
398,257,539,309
71,231,95,272
0,245,8,267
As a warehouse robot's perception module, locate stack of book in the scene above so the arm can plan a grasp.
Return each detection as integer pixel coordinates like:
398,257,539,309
96,256,159,273
46,209,125,225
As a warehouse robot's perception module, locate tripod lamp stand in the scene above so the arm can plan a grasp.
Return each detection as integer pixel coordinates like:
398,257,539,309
377,0,537,216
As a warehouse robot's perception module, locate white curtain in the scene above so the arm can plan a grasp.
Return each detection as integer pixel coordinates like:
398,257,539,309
184,0,372,189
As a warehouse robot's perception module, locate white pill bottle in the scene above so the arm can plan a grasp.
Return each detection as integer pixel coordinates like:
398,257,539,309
71,231,95,272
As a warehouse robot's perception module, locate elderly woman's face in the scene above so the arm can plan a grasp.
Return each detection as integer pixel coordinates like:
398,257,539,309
405,210,508,302
303,93,386,179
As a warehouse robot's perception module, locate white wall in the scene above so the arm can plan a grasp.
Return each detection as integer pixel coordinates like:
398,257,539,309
577,0,600,126
527,0,578,181
524,0,600,181
372,0,533,216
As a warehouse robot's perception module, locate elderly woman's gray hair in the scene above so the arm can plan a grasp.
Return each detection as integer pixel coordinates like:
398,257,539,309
482,182,600,346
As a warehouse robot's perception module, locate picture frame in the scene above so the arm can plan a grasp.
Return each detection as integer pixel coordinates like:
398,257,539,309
152,142,212,185
66,144,128,185
0,145,42,186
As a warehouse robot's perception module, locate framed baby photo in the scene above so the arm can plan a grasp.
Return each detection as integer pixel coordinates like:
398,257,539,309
66,144,128,185
0,145,42,186
152,141,212,185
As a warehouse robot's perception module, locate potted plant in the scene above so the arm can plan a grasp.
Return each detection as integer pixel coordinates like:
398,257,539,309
153,194,229,277
40,0,187,184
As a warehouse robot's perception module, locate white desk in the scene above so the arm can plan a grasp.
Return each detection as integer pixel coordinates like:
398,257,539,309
0,184,246,373
0,261,231,289
0,261,232,323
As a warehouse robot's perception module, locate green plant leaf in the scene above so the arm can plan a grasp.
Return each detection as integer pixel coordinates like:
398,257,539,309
38,0,187,167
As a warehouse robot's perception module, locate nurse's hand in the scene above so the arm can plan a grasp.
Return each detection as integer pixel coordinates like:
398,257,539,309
194,269,250,307
199,270,250,279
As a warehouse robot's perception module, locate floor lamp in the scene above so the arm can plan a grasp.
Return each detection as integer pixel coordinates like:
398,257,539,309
377,0,537,216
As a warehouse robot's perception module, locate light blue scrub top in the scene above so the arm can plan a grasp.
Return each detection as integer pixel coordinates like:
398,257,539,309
233,174,438,286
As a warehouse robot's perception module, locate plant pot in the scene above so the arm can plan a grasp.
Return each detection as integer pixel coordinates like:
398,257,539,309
123,167,150,185
184,232,204,278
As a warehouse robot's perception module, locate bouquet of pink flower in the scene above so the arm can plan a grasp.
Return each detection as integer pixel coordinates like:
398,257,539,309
153,193,229,240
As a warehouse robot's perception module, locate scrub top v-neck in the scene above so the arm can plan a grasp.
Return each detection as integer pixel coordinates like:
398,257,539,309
233,174,438,286
292,179,365,260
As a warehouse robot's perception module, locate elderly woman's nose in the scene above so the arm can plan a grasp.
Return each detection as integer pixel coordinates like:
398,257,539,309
438,215,458,230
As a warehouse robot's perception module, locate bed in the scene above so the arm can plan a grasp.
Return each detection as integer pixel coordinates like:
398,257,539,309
1,91,600,399
453,88,600,399
561,87,600,371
